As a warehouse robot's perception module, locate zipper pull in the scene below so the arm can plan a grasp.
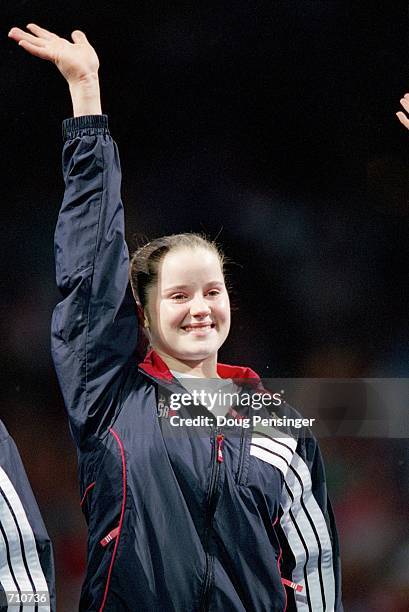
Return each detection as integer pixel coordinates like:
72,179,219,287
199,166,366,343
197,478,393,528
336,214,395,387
100,526,119,547
216,434,224,462
281,578,303,593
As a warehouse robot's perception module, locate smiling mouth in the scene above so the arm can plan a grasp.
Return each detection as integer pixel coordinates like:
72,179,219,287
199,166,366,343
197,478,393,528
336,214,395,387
182,323,216,333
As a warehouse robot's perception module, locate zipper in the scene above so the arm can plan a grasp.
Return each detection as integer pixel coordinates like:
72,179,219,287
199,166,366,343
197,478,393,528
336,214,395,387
236,426,246,483
216,434,224,463
201,554,214,611
201,428,224,610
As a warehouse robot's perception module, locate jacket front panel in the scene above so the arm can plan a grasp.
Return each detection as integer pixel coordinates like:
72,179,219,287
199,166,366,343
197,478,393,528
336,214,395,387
78,364,287,611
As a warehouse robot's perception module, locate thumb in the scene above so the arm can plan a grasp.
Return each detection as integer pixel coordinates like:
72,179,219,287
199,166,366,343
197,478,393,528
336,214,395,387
71,30,88,44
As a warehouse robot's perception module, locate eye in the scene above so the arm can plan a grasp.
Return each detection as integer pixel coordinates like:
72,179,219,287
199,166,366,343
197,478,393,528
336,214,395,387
207,289,221,297
170,293,188,301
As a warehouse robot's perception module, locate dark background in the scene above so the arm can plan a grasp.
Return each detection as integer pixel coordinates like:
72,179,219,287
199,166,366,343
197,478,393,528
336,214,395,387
1,2,408,609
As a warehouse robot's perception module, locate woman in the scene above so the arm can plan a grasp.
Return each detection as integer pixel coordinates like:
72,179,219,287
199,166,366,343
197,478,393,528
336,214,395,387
6,24,355,611
0,419,55,611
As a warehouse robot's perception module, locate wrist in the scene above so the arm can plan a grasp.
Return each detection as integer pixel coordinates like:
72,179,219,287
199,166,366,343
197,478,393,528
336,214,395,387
68,74,102,117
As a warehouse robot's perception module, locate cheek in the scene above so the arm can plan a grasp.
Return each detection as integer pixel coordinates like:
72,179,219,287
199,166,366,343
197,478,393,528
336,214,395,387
158,303,186,329
223,293,231,315
225,309,231,331
217,297,231,325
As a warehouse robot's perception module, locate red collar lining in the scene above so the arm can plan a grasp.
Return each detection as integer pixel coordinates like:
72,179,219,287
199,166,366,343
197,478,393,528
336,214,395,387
138,350,260,383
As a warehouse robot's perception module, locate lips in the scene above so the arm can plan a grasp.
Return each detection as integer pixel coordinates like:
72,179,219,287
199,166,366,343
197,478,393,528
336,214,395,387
182,323,215,333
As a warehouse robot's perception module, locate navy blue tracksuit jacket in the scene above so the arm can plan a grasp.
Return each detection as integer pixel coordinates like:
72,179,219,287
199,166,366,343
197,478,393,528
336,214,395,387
51,115,343,611
0,421,55,611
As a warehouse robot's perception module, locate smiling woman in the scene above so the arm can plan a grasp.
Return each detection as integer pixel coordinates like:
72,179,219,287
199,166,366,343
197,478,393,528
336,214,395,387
130,236,231,376
5,22,353,612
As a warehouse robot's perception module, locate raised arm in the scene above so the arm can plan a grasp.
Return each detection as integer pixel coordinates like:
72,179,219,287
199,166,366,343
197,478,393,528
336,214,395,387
9,25,139,447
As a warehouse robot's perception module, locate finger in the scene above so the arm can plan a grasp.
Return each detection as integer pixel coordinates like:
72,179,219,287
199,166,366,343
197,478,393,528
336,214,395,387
399,97,409,113
26,23,56,40
8,27,23,41
71,30,89,44
8,27,46,47
16,39,52,60
396,111,409,129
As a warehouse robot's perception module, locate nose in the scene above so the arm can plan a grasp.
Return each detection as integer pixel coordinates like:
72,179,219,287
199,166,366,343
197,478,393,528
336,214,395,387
189,294,211,317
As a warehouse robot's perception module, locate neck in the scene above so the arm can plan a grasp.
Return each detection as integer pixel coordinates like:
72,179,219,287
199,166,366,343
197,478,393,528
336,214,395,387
154,349,219,378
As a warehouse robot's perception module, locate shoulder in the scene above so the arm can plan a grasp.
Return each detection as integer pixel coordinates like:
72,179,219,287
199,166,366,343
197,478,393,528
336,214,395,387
0,420,10,443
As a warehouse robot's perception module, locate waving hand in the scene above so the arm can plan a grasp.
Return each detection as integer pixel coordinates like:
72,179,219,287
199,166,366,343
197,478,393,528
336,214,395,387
8,24,101,116
396,93,409,130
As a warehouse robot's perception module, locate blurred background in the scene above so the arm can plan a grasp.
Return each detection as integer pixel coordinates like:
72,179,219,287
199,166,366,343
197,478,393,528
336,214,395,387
1,1,408,610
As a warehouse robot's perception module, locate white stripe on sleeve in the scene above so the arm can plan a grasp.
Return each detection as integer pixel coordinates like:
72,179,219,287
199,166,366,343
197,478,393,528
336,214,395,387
280,454,336,611
0,526,19,612
0,467,50,612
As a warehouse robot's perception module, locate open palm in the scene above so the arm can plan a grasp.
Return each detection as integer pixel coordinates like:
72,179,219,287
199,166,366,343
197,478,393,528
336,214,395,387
8,23,99,84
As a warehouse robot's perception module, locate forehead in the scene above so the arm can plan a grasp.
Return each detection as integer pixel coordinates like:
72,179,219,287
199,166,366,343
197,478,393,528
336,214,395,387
158,247,224,287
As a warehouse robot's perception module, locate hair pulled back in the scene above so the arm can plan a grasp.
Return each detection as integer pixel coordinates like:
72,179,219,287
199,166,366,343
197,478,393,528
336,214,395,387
129,233,225,311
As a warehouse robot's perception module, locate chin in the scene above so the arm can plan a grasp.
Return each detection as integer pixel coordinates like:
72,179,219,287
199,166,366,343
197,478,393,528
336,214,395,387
173,343,219,363
177,350,216,363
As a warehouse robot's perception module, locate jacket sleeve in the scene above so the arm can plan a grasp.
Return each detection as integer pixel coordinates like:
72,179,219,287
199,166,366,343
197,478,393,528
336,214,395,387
277,433,343,611
0,421,56,611
51,115,139,447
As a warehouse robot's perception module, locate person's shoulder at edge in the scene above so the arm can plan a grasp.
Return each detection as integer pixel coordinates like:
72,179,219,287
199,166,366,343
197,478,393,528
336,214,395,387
0,420,10,443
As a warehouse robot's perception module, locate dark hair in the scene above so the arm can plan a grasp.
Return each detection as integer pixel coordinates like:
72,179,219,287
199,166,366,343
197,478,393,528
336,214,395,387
129,233,226,310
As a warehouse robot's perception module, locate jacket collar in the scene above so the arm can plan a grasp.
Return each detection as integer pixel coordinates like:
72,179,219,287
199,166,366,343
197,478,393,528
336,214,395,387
138,349,260,384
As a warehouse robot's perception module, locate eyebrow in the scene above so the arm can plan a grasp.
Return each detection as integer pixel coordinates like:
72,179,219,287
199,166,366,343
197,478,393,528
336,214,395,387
163,281,225,293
